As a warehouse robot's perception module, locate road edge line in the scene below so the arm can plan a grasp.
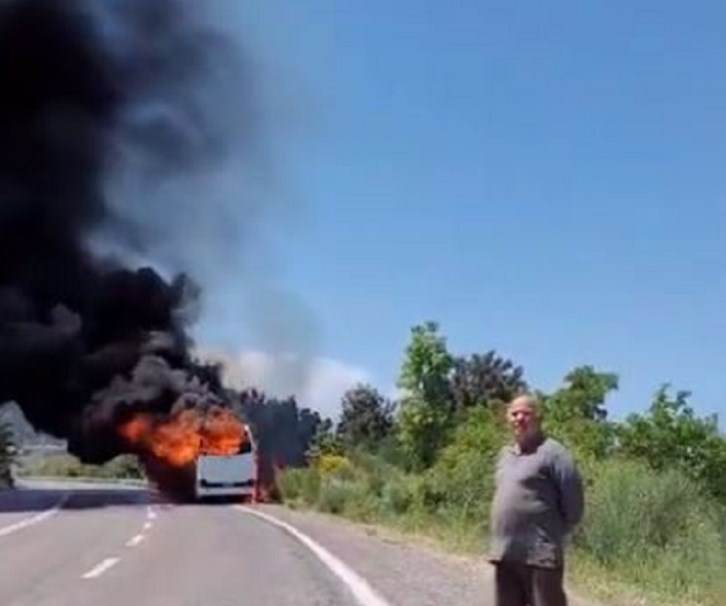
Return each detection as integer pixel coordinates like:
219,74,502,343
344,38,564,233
235,505,393,606
0,492,69,538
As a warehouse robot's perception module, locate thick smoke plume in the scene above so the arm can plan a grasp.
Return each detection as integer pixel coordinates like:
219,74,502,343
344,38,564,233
0,0,254,493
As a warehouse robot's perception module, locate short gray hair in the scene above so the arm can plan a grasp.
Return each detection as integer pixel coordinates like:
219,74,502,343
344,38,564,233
507,394,543,419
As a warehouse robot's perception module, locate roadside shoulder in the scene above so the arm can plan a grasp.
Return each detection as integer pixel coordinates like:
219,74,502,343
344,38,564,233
255,504,494,606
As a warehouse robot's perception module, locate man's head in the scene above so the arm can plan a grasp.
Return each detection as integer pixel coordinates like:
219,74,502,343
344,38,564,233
506,394,542,446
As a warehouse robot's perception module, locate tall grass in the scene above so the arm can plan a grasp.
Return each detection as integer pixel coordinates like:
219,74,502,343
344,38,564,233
573,459,725,605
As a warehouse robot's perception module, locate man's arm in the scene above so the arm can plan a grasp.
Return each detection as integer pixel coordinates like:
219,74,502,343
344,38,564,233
550,448,585,534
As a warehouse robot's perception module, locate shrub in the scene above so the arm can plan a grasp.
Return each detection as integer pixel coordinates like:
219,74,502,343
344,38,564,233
378,475,417,516
277,467,320,505
16,452,143,480
315,453,353,476
421,407,505,523
316,474,377,519
577,458,725,602
316,477,353,514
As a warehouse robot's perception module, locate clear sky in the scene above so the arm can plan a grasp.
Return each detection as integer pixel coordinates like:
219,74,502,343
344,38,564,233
193,1,724,425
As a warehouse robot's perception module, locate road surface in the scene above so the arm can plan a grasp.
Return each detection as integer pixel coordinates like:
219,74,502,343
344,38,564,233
0,480,527,606
0,482,367,606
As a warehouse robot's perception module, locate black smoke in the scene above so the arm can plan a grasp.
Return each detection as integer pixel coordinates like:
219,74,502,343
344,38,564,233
237,390,326,461
0,0,249,464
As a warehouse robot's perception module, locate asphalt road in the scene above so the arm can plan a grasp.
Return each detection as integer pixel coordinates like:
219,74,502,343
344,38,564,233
0,482,368,606
0,481,539,606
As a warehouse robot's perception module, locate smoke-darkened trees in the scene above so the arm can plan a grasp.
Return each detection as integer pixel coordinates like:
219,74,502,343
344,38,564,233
0,419,15,488
336,384,395,452
233,389,329,486
449,352,528,413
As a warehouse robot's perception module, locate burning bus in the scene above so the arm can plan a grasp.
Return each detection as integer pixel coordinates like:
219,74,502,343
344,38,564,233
117,403,261,502
194,423,259,502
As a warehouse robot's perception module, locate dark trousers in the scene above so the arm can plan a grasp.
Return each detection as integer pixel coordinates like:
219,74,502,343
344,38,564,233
494,561,568,606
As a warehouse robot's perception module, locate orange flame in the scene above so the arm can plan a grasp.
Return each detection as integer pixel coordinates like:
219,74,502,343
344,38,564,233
118,406,248,469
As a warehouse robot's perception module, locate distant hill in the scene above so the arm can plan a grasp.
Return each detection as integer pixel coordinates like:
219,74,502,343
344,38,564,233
0,402,66,449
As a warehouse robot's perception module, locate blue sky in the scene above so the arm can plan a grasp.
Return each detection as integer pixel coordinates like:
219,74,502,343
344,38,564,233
194,1,724,425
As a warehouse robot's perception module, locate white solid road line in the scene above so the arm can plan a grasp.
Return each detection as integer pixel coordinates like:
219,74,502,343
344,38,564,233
81,557,120,580
236,506,393,606
0,493,69,538
126,534,145,547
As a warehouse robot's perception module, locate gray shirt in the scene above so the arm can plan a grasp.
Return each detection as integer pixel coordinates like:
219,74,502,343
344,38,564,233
489,436,584,569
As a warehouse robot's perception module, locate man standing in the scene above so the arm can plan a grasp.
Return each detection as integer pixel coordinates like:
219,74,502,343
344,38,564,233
489,394,585,606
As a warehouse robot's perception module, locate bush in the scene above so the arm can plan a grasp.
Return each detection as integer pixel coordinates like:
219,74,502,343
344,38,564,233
379,474,417,516
314,453,353,477
577,458,726,603
16,452,144,480
317,476,377,519
316,477,352,514
420,407,505,523
280,452,413,522
277,467,321,505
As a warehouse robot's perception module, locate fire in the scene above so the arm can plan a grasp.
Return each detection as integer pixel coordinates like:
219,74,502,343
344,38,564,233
118,405,247,469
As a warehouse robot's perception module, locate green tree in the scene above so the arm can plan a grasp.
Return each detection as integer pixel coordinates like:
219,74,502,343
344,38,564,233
396,321,454,470
398,321,453,402
449,351,528,413
616,385,726,503
541,365,618,460
336,384,395,452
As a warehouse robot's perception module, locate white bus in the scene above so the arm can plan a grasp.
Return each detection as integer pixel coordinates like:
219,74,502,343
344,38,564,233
194,424,257,501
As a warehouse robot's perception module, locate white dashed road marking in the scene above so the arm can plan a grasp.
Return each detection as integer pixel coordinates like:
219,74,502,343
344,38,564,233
146,507,157,520
82,557,120,579
0,493,69,538
126,534,145,547
236,506,393,606
82,505,152,578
